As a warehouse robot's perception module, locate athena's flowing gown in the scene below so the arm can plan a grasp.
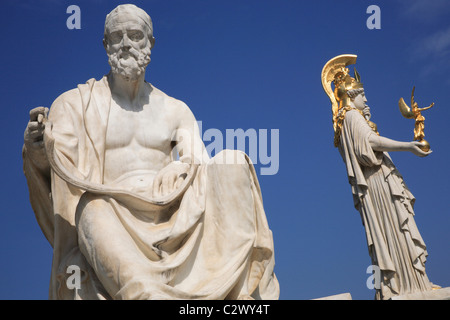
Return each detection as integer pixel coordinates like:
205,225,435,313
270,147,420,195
338,109,432,300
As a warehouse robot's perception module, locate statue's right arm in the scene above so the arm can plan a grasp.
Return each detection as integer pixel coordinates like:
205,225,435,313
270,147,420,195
23,106,55,245
23,106,50,177
368,134,431,157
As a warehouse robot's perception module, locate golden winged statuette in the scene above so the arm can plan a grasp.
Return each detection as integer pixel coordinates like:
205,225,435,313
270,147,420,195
398,86,435,151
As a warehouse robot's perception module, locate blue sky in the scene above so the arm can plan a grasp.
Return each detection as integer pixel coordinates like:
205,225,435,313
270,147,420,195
1,0,449,300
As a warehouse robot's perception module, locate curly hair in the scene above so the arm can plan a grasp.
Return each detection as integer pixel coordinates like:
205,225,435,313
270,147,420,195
347,88,365,99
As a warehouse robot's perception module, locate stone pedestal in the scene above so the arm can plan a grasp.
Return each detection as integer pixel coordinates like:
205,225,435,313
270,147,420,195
312,293,352,300
391,287,450,300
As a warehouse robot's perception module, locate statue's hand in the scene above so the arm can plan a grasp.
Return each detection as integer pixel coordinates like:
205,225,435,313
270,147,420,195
152,161,190,197
24,107,50,171
409,141,432,157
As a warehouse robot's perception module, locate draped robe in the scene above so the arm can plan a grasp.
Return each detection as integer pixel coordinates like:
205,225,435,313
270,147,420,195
338,109,432,300
23,76,279,300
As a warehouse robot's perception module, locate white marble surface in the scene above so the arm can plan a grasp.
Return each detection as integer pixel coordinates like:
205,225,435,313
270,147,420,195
23,4,279,300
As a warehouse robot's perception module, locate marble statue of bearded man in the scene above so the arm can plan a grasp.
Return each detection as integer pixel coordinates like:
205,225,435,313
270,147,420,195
23,4,279,300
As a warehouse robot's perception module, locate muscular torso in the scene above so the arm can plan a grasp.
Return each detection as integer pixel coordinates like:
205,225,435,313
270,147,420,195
103,86,177,188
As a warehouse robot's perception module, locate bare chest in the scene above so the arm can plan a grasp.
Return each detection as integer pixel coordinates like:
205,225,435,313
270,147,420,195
105,101,174,153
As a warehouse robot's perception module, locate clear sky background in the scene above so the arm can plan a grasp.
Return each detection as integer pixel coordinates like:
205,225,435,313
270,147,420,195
1,0,449,300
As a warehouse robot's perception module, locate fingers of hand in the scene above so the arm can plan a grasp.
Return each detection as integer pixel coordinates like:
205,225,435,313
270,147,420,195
29,107,48,122
161,172,178,196
32,141,45,149
153,170,188,198
152,163,191,198
25,121,45,145
26,107,48,146
152,173,163,197
175,173,187,189
161,174,170,196
153,171,175,197
28,125,45,139
414,146,430,157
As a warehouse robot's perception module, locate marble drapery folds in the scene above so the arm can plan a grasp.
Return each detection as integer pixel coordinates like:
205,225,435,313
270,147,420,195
23,77,279,300
338,109,432,300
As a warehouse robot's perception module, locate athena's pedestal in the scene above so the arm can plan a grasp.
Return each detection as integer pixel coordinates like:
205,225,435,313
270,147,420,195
390,287,450,300
312,293,352,300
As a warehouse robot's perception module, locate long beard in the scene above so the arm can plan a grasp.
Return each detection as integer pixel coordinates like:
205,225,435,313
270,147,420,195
108,46,151,81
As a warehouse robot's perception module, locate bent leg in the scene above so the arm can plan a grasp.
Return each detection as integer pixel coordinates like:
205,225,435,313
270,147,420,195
203,150,278,299
75,192,154,299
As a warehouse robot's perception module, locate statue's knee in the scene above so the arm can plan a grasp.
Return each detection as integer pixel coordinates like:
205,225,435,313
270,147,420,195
208,150,252,183
75,192,107,230
209,149,248,166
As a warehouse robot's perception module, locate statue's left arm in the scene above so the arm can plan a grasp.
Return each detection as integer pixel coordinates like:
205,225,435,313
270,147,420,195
152,101,208,198
173,102,209,165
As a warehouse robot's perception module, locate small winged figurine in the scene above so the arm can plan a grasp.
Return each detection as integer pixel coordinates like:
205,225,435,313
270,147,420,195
399,86,435,151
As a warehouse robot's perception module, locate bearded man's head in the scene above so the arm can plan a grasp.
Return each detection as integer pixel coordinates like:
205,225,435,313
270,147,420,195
103,4,155,81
